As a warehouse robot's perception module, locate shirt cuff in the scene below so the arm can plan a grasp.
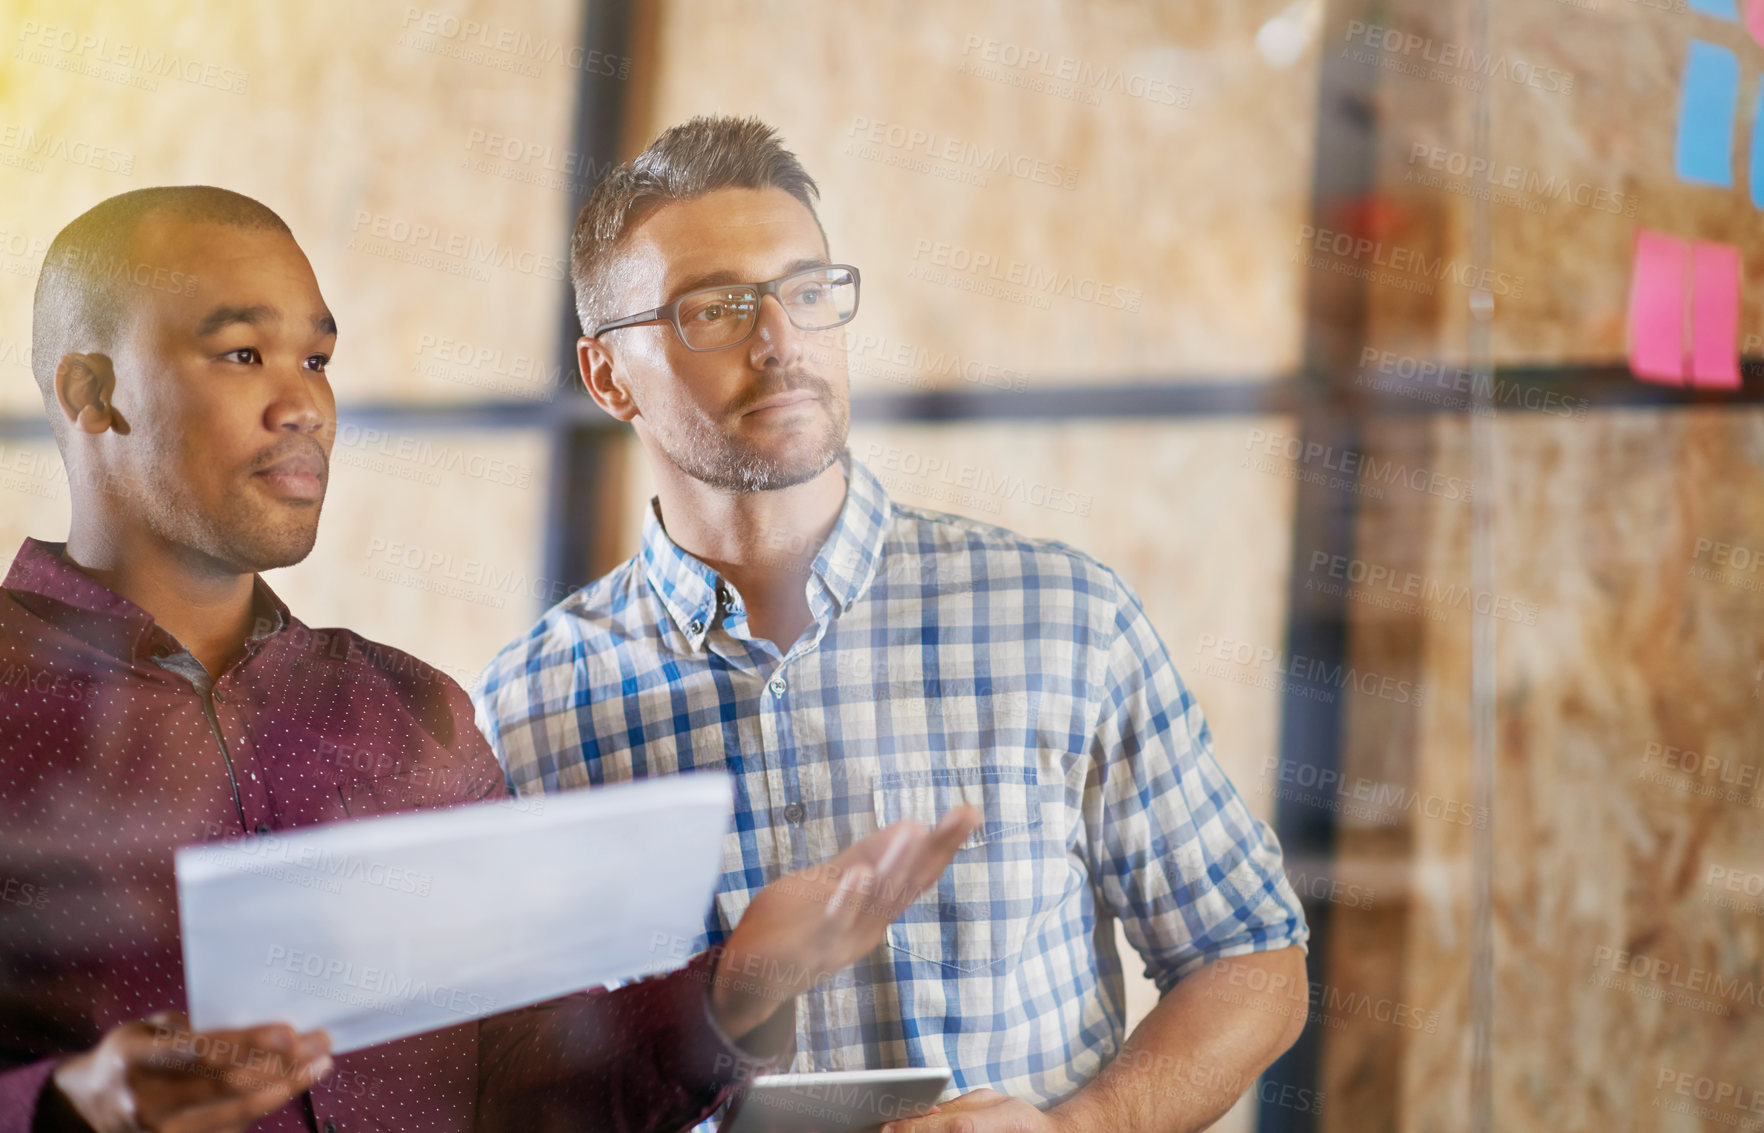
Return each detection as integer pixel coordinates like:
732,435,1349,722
0,1058,62,1133
669,947,796,1096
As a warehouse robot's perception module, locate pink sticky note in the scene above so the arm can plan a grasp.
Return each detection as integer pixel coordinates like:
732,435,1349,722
1749,0,1764,46
1628,229,1687,385
1691,241,1742,389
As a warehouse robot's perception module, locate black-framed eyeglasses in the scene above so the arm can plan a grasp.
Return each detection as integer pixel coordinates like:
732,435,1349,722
590,264,861,353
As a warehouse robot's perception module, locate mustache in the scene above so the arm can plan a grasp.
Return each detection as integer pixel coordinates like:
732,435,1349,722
249,437,330,476
725,371,835,417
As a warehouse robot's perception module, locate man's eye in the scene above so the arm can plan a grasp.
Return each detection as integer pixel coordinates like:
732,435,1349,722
304,354,329,373
692,305,725,323
222,347,261,364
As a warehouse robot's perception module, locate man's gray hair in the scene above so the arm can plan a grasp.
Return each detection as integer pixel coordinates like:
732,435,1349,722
569,115,825,335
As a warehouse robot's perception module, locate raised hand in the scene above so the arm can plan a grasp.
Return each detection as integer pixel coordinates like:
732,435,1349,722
709,805,981,1038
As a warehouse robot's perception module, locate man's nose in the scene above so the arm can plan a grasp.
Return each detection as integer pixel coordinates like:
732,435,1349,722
266,367,329,434
746,294,803,369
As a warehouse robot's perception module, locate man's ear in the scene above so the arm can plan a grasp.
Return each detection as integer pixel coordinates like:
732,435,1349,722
54,353,118,435
578,336,639,423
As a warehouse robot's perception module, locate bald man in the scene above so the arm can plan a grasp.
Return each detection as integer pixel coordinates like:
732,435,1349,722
0,186,977,1133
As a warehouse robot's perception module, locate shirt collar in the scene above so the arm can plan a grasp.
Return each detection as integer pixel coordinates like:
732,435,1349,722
3,537,291,664
638,451,894,647
638,508,723,651
810,453,892,615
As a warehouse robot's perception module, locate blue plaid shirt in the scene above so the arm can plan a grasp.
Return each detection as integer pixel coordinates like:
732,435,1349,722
473,453,1307,1117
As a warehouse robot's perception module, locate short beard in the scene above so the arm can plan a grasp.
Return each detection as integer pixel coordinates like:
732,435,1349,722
132,436,327,575
141,484,323,575
650,373,850,493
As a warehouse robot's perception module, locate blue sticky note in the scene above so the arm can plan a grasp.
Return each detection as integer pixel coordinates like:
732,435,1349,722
1752,81,1764,209
1677,40,1739,187
1689,0,1738,17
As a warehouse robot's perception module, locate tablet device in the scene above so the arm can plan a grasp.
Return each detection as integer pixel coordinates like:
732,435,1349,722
723,1068,953,1133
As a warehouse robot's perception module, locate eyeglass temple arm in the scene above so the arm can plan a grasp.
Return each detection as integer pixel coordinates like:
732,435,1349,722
589,307,667,339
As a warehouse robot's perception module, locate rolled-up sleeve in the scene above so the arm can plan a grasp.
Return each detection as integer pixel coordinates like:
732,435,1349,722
1083,575,1309,994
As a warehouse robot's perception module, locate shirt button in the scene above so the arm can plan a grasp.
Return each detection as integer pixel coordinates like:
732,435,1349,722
768,676,787,696
688,619,705,635
783,803,805,824
324,1120,338,1133
255,823,272,835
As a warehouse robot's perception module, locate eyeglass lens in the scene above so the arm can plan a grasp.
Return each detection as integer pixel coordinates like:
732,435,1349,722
676,267,857,350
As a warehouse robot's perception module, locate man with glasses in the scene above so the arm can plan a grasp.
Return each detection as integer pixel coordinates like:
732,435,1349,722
475,116,1311,1133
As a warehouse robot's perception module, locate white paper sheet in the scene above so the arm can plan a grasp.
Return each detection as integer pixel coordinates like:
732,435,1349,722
177,773,731,1053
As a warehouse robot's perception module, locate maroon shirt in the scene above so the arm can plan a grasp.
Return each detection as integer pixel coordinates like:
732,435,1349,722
0,538,788,1132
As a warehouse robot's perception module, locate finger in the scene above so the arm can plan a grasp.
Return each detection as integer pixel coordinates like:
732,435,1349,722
874,821,921,876
873,807,980,915
890,1115,980,1133
899,805,979,874
182,1024,299,1077
142,1010,191,1037
838,821,922,873
907,1088,999,1114
161,1060,331,1133
132,1012,202,1063
937,804,982,838
139,1023,311,1095
217,1030,329,1093
880,1094,999,1133
207,1041,330,1097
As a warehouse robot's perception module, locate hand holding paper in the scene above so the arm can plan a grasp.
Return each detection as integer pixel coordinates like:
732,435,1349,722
710,805,983,1039
49,1011,332,1133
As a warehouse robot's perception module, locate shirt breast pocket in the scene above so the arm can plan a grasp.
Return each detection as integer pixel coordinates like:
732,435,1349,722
871,765,1048,974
